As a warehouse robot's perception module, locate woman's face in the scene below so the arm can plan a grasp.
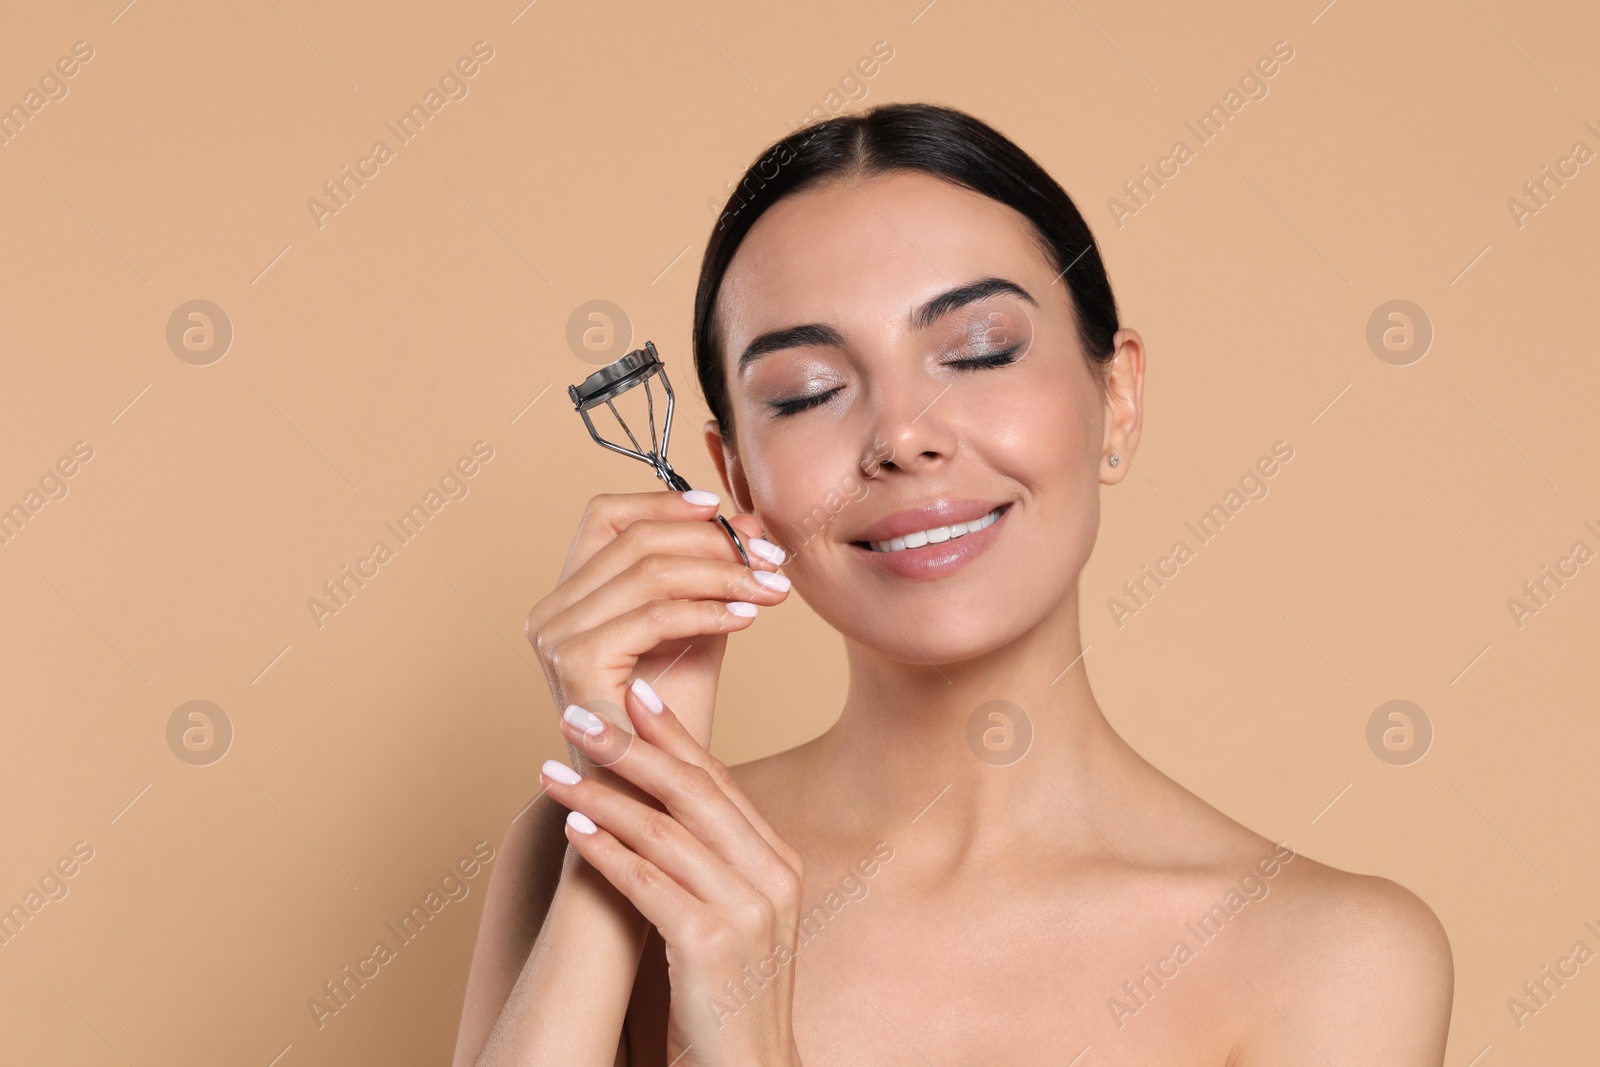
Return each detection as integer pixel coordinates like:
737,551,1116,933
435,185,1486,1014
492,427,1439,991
709,169,1133,664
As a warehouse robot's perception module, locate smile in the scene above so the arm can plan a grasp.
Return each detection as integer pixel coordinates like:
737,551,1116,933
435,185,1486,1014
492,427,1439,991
864,505,1005,553
849,502,1014,580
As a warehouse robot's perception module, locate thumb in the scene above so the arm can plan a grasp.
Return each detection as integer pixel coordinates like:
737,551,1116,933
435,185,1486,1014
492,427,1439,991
724,511,774,559
725,510,764,541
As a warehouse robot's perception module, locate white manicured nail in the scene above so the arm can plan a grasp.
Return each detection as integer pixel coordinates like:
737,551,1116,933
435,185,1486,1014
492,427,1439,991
751,570,791,592
563,704,604,735
683,489,721,507
567,811,597,834
630,676,664,714
542,759,581,785
748,538,786,565
727,601,759,617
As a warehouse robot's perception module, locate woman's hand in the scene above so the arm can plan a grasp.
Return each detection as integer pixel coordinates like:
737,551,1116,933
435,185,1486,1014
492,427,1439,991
540,678,806,1067
525,489,790,751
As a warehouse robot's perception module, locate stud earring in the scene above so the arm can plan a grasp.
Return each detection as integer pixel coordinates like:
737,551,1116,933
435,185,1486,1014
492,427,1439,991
1108,454,1120,467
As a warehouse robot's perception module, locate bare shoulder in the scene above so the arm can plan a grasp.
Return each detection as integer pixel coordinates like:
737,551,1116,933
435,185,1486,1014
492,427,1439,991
1091,746,1453,1062
1228,847,1454,1064
1252,851,1455,992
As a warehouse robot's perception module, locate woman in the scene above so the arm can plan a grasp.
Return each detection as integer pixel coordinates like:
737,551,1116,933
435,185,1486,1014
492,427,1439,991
454,102,1454,1066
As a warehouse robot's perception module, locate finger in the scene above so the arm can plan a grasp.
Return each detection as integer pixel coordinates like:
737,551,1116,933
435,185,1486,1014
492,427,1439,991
550,598,764,706
724,511,787,567
529,494,752,640
560,703,799,898
560,810,707,944
537,552,790,658
563,508,784,611
622,679,804,875
561,489,728,584
541,759,761,911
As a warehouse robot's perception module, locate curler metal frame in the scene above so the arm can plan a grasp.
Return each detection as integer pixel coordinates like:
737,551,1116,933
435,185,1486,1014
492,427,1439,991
568,341,751,568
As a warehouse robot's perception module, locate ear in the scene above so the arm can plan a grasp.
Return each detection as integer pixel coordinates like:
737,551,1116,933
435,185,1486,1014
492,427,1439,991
1100,327,1145,484
703,420,755,512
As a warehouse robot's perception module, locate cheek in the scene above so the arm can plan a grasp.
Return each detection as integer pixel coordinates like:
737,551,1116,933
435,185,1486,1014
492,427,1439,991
739,430,859,546
960,364,1103,564
964,365,1093,479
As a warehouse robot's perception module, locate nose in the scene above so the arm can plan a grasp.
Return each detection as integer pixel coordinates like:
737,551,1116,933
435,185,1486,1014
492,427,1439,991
862,365,959,475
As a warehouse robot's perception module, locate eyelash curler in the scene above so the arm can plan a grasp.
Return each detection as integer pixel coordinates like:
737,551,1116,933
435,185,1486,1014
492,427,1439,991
568,341,752,568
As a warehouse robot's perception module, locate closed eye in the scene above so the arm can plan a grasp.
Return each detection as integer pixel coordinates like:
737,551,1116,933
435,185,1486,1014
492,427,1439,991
768,345,1021,417
945,344,1022,370
769,385,844,417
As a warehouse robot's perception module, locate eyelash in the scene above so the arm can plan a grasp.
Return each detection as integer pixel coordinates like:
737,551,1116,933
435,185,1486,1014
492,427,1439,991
768,345,1022,417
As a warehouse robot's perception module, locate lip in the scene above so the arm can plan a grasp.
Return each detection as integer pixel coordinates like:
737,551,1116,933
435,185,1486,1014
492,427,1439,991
848,498,1010,544
848,502,1013,581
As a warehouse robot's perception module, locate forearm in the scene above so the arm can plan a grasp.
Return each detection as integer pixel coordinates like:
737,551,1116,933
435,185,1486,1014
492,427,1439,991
472,842,651,1066
452,788,651,1067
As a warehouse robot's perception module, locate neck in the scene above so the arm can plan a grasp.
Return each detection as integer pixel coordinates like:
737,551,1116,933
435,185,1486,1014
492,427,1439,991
816,584,1132,865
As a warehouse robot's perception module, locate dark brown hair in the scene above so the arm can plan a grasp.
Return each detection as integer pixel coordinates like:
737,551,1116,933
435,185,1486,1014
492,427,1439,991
692,101,1120,444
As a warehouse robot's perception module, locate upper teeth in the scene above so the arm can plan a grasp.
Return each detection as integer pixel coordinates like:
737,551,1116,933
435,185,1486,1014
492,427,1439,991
867,507,1003,553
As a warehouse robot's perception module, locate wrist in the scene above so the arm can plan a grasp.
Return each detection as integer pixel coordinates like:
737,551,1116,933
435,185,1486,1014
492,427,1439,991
554,842,651,941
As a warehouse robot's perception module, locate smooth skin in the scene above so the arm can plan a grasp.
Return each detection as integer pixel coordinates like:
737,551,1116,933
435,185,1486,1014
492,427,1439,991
454,170,1454,1066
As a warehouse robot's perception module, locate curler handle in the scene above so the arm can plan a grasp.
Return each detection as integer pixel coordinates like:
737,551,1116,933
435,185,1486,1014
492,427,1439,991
656,466,752,569
712,513,752,569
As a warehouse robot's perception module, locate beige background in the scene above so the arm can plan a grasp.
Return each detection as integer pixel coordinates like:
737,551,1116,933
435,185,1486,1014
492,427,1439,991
2,0,1597,1062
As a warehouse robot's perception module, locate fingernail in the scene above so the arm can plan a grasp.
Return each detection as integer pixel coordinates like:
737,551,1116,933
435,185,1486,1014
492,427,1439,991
630,676,664,714
751,570,791,592
567,810,597,834
563,704,605,735
542,759,582,785
749,538,786,565
727,601,759,617
682,489,721,507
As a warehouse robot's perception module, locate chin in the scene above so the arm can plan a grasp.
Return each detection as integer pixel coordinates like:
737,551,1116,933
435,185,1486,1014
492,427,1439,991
814,567,1060,667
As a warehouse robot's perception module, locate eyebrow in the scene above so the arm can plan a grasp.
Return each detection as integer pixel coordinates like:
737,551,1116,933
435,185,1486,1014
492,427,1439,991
734,276,1039,376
